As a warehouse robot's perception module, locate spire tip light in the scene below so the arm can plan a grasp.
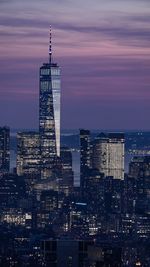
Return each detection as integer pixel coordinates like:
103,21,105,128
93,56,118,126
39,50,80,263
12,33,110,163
49,25,52,63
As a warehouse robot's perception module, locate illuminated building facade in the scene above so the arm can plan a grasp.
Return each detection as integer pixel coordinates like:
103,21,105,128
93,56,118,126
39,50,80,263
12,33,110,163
39,27,61,179
16,132,40,177
108,133,125,179
0,126,10,173
92,133,109,176
92,133,124,180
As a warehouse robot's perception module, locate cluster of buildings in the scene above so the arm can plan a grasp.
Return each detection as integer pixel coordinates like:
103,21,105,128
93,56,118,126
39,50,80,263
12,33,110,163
0,29,150,267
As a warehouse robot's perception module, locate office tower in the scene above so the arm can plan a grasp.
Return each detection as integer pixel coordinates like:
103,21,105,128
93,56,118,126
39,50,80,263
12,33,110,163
80,129,91,194
129,156,150,178
108,133,124,179
92,133,124,180
85,169,104,214
129,156,150,214
123,175,137,214
0,173,26,208
0,127,10,173
104,176,123,214
16,132,40,177
39,27,61,179
60,146,74,195
92,133,109,176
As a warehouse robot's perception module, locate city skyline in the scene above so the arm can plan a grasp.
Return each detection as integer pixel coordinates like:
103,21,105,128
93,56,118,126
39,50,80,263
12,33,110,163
0,0,150,130
0,2,150,265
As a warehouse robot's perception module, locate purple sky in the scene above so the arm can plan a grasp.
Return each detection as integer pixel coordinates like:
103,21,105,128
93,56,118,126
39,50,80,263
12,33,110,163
0,0,150,130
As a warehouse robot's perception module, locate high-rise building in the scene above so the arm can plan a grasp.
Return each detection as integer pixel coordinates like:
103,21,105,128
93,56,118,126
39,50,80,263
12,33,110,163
129,156,150,214
39,27,61,179
60,146,74,195
92,133,124,180
0,127,10,173
108,133,125,179
80,129,91,194
16,132,40,177
129,156,150,178
92,133,109,176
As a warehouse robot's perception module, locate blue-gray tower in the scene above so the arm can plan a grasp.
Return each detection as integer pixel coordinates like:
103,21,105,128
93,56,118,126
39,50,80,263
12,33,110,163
39,27,61,179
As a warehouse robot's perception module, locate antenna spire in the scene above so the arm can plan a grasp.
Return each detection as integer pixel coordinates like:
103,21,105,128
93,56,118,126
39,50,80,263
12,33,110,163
49,25,52,64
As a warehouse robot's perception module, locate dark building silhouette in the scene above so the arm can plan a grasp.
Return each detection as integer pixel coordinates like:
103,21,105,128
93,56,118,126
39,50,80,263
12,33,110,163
80,129,91,195
129,156,150,214
41,240,122,267
129,156,150,178
0,126,10,173
60,146,74,195
40,190,58,212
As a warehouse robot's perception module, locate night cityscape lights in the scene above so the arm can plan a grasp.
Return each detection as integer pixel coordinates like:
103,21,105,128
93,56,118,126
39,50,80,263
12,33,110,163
0,28,150,267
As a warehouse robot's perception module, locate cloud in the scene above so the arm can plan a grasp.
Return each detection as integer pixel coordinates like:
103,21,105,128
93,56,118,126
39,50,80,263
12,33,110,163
1,12,150,51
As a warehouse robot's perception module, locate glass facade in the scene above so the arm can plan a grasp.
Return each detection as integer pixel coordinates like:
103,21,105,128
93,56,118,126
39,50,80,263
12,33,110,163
108,135,124,179
51,66,61,157
92,133,124,180
16,132,40,177
39,62,61,179
92,134,109,176
16,30,61,180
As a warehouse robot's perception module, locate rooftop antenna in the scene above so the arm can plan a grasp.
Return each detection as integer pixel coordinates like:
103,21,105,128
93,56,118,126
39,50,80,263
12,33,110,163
49,25,52,64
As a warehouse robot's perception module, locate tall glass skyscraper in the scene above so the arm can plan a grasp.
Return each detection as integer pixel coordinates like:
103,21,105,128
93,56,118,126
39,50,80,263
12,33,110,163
39,27,61,179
